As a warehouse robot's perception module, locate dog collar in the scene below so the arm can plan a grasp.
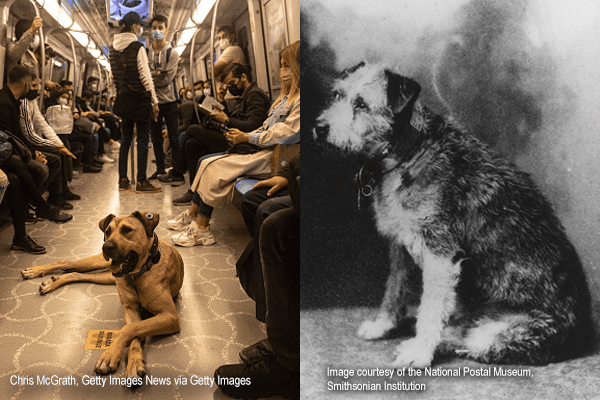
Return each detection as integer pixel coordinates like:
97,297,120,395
112,234,161,279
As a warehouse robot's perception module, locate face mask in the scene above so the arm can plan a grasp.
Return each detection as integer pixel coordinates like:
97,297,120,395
195,90,204,98
152,30,164,41
228,80,243,96
58,97,69,106
25,89,39,100
219,38,230,50
185,91,192,100
203,88,211,97
85,101,92,107
30,36,40,50
280,67,292,84
136,27,144,38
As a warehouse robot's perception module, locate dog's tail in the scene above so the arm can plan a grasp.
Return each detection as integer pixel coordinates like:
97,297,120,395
446,308,593,365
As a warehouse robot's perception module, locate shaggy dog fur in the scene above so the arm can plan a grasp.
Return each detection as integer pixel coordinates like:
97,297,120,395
314,62,592,367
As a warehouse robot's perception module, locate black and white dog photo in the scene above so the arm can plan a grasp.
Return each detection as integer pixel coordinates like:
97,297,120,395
302,0,600,398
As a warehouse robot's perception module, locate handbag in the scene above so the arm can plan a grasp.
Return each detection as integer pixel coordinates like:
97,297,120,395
0,131,13,165
4,131,31,164
226,142,261,155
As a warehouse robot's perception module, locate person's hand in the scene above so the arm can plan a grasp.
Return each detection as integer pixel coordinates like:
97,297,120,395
251,176,288,196
225,128,249,144
73,112,80,120
92,122,101,131
210,109,228,123
57,145,76,159
28,17,43,35
152,104,159,121
34,150,47,164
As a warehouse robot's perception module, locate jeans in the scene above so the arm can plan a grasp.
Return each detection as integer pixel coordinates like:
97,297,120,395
150,102,181,175
119,117,150,183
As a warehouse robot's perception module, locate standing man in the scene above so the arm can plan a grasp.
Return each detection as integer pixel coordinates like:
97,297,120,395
147,14,185,183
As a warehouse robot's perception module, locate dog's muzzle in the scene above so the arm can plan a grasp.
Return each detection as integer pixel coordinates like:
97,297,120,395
102,242,139,277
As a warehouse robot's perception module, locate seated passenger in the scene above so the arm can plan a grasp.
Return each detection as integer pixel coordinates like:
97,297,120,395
215,154,300,399
76,89,118,162
0,66,72,229
168,41,299,246
169,63,270,204
47,89,101,173
20,78,79,209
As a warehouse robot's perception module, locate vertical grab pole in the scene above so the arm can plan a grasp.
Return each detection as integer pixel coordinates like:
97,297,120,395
130,125,136,189
25,0,44,110
189,28,202,125
209,0,220,97
95,59,103,112
45,27,78,113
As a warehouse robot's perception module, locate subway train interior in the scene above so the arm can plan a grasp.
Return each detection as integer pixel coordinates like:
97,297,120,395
0,0,299,398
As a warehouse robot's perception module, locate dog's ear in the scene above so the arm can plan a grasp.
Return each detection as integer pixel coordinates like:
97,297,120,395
99,214,116,233
385,70,421,120
132,211,160,237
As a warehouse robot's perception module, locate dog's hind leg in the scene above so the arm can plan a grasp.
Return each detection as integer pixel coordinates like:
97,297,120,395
392,249,461,368
358,243,409,340
39,271,115,295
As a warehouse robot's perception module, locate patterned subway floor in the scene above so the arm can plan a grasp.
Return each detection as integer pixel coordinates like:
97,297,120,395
0,154,281,399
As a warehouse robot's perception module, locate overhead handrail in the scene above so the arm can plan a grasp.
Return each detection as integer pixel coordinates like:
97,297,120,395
45,27,79,112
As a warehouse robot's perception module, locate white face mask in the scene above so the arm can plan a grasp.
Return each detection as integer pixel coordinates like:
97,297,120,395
185,91,192,100
58,97,68,106
136,26,144,38
219,38,230,50
85,101,92,107
203,88,211,97
195,90,203,98
30,35,40,50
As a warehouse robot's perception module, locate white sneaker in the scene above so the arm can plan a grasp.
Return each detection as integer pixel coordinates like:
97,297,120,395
96,154,115,163
167,210,195,231
172,221,215,247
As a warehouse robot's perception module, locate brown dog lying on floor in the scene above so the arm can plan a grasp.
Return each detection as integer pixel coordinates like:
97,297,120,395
21,211,184,379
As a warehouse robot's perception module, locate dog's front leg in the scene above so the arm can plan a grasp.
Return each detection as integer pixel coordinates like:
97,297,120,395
358,243,408,340
392,250,460,368
95,304,142,375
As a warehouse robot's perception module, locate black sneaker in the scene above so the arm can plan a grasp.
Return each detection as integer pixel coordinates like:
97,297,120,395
83,164,102,173
214,355,299,400
36,206,73,223
148,171,166,180
25,211,37,224
12,235,46,254
64,190,81,200
47,197,74,210
136,180,162,193
119,178,131,191
173,190,193,205
158,170,185,184
239,339,273,363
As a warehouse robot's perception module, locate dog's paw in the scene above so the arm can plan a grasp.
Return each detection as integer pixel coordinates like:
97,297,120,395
21,266,47,279
95,347,123,374
126,355,146,380
357,314,395,340
392,338,434,368
39,276,66,295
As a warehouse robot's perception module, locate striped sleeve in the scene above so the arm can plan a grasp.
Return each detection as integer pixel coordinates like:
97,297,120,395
20,100,55,147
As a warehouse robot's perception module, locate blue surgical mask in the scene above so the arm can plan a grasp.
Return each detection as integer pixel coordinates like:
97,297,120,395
152,30,164,41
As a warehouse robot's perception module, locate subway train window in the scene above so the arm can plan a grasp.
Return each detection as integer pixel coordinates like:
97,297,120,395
0,0,299,399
